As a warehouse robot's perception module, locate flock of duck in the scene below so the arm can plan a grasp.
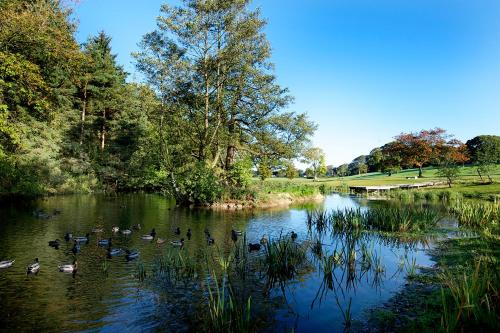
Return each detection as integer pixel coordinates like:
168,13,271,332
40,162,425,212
0,221,298,274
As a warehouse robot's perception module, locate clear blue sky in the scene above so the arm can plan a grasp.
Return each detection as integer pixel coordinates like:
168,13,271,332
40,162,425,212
73,0,500,166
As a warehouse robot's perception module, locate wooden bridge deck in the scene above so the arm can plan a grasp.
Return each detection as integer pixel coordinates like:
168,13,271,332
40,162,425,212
349,181,443,194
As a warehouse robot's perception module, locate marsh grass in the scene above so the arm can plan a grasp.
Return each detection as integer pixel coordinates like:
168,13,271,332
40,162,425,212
262,234,309,289
135,260,146,282
440,258,499,332
150,248,197,283
206,270,253,333
448,201,499,229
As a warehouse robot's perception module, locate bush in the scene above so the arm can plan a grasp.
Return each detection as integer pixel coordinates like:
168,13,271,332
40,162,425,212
175,163,222,205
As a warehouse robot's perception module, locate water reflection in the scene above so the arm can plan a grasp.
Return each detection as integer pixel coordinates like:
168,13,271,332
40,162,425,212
0,194,441,332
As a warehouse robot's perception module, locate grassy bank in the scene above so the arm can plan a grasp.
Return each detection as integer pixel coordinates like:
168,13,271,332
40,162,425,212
260,165,500,201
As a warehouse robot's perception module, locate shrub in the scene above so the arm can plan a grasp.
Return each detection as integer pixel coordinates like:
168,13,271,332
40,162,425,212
175,163,222,205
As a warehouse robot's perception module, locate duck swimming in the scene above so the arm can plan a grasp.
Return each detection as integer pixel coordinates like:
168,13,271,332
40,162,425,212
174,227,181,235
27,258,40,274
231,230,239,242
141,228,156,240
207,237,215,245
91,227,104,233
125,249,140,260
133,224,141,230
0,259,15,269
64,233,73,241
48,239,60,248
156,238,166,244
291,231,298,241
74,233,90,243
260,235,268,245
59,260,77,273
71,241,80,254
121,229,132,235
98,238,112,246
107,248,123,257
248,243,261,252
171,238,184,247
111,226,119,233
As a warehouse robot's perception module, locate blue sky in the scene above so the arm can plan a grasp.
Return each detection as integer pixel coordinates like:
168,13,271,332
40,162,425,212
73,0,500,166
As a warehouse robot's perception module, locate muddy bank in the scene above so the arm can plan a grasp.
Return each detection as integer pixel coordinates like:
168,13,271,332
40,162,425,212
209,192,325,210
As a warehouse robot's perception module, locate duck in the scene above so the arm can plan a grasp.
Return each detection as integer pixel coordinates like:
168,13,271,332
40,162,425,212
125,249,140,260
107,248,123,257
27,258,40,273
121,229,132,235
141,228,156,240
156,238,166,244
204,228,210,237
98,238,112,246
232,229,243,236
111,226,119,233
171,238,184,247
58,260,77,273
231,230,238,242
71,241,80,254
74,233,90,243
0,259,15,269
174,227,181,235
91,227,104,233
64,232,73,242
48,239,60,248
186,229,192,240
132,224,141,230
248,243,261,252
207,237,215,245
291,231,298,241
260,236,268,245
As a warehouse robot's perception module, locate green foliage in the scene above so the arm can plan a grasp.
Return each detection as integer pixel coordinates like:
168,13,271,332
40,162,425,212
227,157,253,188
437,162,461,187
257,160,272,181
175,163,223,205
284,162,299,179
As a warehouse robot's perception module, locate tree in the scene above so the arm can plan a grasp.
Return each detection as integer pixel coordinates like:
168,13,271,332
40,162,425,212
284,162,298,179
358,162,368,175
466,135,500,183
302,147,326,181
133,0,316,195
393,128,449,178
437,162,460,188
258,158,272,181
367,148,383,172
336,164,349,177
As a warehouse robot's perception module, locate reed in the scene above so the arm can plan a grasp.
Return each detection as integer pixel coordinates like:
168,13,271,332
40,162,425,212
440,259,499,332
135,260,146,282
448,201,499,229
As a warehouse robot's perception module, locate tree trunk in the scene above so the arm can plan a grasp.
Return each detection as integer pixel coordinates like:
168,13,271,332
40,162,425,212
79,83,87,145
225,145,236,169
418,166,423,178
477,168,484,182
100,108,106,151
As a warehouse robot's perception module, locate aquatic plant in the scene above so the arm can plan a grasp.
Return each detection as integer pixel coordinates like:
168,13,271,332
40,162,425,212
206,270,253,332
440,259,499,332
448,201,499,229
135,260,146,282
262,235,308,289
101,258,109,276
336,296,353,330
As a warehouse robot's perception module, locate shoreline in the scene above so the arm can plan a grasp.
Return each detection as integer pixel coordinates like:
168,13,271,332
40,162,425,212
209,192,325,210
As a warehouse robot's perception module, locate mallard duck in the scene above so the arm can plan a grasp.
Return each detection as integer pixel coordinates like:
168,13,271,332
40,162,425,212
71,241,80,254
171,238,184,247
291,231,298,241
0,259,15,268
91,227,104,233
125,249,140,260
232,229,243,236
64,233,73,241
111,226,119,233
98,238,112,246
141,234,153,240
74,234,90,243
132,224,141,230
107,248,123,257
59,260,77,272
207,237,215,245
174,227,181,235
186,229,192,240
156,238,166,244
27,258,40,273
121,229,132,235
48,239,60,248
248,243,261,252
260,236,268,245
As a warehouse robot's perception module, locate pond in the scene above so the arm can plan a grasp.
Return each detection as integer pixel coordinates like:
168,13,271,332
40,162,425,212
0,194,441,332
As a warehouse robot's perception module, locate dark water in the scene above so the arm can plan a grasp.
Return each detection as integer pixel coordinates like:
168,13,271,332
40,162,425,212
0,194,437,332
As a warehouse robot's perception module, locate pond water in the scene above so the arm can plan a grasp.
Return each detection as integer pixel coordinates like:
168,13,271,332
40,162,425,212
0,194,439,332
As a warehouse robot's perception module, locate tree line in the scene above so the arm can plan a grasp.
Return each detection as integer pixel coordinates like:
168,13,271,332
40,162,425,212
329,129,499,182
0,0,316,204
